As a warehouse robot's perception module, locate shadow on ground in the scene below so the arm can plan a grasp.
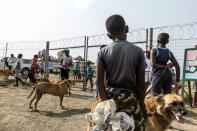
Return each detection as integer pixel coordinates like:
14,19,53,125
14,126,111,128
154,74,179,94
0,80,15,87
34,108,90,118
69,93,93,100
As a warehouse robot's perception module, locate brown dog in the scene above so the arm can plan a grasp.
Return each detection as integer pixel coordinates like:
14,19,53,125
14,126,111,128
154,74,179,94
0,69,14,79
87,94,187,131
50,79,75,95
145,94,187,131
27,80,71,111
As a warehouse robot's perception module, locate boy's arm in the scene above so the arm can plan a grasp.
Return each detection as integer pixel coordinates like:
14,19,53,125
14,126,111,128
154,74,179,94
136,69,145,102
150,48,166,68
69,57,73,66
170,52,180,82
96,67,107,101
15,61,19,70
136,50,147,118
96,51,107,101
60,58,63,65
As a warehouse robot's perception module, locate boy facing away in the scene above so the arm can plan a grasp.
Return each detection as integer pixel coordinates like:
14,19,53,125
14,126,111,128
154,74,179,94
96,14,147,130
85,64,94,91
150,33,180,96
15,53,25,87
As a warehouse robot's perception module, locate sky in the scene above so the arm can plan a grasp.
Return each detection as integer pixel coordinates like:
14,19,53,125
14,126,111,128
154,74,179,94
0,0,197,41
0,0,197,61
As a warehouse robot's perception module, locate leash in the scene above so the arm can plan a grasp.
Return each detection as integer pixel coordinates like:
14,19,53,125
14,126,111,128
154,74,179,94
145,66,168,96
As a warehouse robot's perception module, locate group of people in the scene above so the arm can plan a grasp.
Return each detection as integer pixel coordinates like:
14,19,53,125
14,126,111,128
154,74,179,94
5,53,25,87
94,14,182,130
59,48,95,91
6,53,45,86
5,48,94,88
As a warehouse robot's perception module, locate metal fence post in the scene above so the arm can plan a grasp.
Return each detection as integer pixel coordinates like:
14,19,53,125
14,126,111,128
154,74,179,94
86,37,89,66
44,41,50,80
145,29,149,51
83,36,87,91
4,43,8,69
149,28,153,50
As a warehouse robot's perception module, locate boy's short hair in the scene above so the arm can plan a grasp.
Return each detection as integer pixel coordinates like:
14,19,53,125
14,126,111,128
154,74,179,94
106,14,125,35
18,53,23,58
157,33,169,41
144,50,150,54
64,48,69,53
34,55,38,58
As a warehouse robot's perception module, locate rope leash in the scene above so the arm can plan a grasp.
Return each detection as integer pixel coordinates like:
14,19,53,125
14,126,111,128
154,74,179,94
145,66,168,97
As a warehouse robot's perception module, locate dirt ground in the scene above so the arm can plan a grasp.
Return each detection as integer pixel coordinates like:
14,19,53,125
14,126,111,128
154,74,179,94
0,77,197,131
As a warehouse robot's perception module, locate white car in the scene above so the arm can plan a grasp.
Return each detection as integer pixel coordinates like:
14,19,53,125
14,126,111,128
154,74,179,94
0,57,31,75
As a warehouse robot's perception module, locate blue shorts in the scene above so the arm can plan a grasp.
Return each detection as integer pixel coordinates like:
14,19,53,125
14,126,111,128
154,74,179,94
151,69,172,95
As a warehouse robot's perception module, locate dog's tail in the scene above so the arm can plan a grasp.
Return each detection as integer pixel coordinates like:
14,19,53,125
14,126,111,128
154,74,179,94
27,86,36,99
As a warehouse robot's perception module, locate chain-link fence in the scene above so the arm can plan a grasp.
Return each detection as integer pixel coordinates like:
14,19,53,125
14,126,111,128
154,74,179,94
87,28,148,63
1,22,197,93
0,41,47,78
0,42,7,58
151,22,197,78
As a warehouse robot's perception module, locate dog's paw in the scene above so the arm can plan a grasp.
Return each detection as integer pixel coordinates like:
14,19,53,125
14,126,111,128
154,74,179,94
61,106,65,109
32,109,40,112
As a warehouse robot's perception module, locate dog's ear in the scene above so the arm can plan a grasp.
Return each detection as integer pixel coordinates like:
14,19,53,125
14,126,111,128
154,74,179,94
156,95,164,105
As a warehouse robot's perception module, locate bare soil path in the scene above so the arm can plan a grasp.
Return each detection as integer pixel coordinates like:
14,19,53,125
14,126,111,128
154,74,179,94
0,79,197,131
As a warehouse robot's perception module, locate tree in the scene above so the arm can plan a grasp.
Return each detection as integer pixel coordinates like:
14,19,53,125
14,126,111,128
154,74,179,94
74,56,84,62
87,60,94,65
57,50,64,59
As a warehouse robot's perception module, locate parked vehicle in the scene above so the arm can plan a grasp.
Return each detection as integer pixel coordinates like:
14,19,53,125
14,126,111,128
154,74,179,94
0,57,31,75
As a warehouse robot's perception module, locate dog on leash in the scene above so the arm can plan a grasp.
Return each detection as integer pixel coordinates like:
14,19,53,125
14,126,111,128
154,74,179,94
50,79,75,95
87,94,187,131
27,80,71,111
0,69,14,79
145,94,187,131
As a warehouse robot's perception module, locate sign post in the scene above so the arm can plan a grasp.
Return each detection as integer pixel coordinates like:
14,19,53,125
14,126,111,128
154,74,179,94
182,48,197,107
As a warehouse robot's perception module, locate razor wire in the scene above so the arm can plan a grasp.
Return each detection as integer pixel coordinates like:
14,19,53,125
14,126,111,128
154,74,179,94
153,22,197,40
152,22,197,78
0,42,7,58
49,36,85,49
87,34,111,47
49,36,86,60
86,28,148,61
4,41,46,59
152,22,197,61
87,28,147,46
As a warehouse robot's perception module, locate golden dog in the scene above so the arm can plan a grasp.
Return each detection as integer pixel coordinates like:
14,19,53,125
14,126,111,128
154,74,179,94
27,80,71,111
50,79,75,95
87,94,187,131
0,69,14,79
145,94,187,131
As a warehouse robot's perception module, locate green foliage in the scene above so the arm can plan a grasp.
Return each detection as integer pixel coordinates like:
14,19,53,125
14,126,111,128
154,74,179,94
57,50,64,58
74,56,84,62
87,60,94,65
